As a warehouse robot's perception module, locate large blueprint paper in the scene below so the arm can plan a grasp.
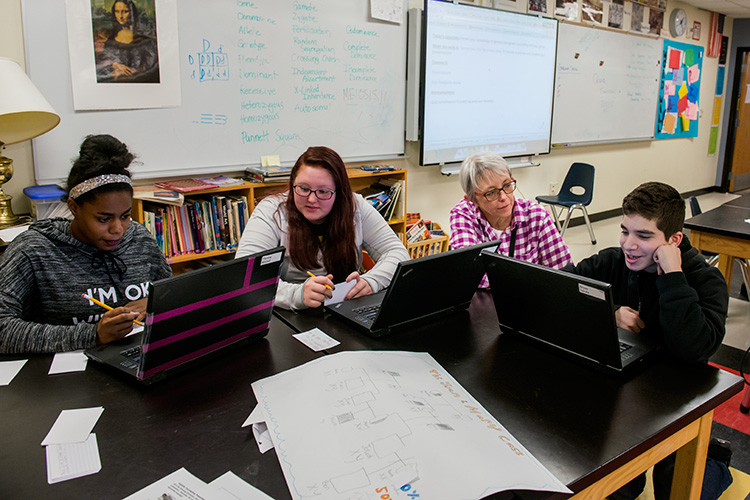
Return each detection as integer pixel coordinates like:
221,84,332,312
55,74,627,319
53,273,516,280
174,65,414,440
252,351,570,500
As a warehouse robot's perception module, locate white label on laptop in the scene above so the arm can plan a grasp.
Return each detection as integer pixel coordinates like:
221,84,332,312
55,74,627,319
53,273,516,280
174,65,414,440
261,251,283,265
578,283,605,301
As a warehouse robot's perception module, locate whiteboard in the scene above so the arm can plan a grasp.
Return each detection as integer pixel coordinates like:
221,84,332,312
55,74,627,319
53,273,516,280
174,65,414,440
551,23,662,146
22,0,407,183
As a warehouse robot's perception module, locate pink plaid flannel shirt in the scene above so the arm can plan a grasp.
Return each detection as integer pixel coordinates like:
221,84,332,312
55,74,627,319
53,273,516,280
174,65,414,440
449,197,573,288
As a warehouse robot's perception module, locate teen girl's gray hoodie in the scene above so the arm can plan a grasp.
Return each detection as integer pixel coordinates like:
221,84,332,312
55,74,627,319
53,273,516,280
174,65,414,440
0,218,171,354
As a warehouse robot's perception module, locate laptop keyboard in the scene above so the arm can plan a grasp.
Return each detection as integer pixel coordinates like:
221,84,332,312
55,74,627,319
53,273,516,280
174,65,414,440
119,346,141,370
619,341,635,360
352,304,380,324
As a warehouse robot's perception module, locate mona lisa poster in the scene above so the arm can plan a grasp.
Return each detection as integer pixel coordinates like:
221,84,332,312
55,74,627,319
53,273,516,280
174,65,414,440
65,0,180,110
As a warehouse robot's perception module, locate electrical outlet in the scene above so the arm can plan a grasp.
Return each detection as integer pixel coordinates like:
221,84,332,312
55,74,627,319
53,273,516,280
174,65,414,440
549,182,560,195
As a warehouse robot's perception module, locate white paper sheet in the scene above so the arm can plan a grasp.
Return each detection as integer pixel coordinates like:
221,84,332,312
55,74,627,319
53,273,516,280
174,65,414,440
202,471,275,499
292,328,340,352
46,433,101,484
0,224,29,242
49,351,88,374
252,351,571,500
122,468,206,500
324,280,357,306
41,407,104,446
0,359,27,385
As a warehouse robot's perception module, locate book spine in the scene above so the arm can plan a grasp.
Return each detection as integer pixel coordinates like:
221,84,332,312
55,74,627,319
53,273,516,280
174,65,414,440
210,197,223,250
187,202,204,253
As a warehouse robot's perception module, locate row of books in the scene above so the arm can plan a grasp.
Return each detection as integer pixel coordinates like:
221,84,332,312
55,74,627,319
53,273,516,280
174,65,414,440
141,194,250,258
358,178,405,222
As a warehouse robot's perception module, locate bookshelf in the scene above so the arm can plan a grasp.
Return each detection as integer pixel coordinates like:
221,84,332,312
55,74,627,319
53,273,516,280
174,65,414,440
131,168,407,270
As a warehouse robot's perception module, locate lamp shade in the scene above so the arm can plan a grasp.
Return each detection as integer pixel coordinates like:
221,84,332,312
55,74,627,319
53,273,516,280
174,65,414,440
0,57,60,145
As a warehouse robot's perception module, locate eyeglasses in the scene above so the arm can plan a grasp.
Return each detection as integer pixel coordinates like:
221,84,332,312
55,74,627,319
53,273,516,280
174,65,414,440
293,184,336,200
477,181,516,202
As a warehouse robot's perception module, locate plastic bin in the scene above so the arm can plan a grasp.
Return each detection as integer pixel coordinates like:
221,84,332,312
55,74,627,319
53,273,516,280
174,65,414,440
406,222,449,259
23,184,67,220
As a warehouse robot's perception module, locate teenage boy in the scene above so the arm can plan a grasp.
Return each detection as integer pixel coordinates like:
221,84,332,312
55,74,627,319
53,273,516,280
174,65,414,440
564,182,731,500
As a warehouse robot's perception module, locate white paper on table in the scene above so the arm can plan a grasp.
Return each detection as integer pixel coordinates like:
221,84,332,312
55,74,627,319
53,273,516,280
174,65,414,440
49,351,88,374
324,280,357,306
127,323,144,337
46,433,101,484
251,351,572,500
0,359,27,385
122,467,207,500
0,224,29,242
292,328,340,352
201,471,275,499
242,404,265,428
41,407,104,446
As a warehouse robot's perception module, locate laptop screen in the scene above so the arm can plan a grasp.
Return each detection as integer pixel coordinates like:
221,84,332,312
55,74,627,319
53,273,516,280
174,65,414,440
138,247,284,380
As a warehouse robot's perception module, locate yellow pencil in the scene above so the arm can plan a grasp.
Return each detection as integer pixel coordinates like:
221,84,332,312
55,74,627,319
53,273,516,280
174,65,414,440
306,271,333,290
81,293,144,326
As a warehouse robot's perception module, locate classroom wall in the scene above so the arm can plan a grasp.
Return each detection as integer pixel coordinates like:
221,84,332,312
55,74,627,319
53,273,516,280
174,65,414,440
0,0,732,238
716,17,750,187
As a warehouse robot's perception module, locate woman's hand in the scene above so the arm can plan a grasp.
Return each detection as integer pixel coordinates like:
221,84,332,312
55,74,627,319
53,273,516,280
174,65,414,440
344,271,373,300
96,307,140,345
303,274,334,308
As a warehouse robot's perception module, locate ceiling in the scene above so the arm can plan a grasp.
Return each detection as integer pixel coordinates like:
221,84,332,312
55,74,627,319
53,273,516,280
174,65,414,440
678,0,750,18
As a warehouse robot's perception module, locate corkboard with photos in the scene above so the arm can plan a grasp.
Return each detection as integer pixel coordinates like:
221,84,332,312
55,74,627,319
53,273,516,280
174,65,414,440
464,0,668,34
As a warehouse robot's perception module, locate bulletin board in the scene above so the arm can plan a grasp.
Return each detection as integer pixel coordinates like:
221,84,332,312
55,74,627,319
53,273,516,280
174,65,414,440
655,40,704,139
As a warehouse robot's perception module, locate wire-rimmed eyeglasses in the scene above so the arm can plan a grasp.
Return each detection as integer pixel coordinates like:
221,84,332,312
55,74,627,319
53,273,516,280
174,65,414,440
293,184,336,200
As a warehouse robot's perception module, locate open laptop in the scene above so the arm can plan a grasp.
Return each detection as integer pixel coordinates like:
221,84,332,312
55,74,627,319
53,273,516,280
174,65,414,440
85,247,285,384
325,241,500,337
482,251,659,374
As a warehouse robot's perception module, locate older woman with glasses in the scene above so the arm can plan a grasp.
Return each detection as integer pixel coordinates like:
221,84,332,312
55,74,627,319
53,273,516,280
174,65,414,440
236,146,409,310
449,151,572,288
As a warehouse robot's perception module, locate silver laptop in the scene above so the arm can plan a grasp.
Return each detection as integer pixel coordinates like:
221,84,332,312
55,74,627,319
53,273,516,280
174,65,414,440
84,247,285,384
482,251,659,374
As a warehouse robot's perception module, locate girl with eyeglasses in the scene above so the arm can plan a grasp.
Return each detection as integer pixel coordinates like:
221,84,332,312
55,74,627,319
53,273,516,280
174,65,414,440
449,151,572,288
236,147,409,310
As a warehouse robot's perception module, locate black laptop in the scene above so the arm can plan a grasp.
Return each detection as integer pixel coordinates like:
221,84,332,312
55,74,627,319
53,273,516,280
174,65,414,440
482,251,659,374
325,241,500,337
84,247,285,384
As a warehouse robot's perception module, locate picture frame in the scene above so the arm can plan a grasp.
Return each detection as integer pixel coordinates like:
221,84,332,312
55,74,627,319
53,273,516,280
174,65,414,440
692,21,701,40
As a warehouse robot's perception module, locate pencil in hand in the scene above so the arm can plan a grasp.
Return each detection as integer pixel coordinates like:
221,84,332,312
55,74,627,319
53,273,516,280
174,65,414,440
306,271,333,290
81,293,144,326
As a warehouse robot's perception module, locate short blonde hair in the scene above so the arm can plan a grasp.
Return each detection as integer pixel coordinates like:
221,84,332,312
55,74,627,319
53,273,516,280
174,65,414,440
459,151,511,200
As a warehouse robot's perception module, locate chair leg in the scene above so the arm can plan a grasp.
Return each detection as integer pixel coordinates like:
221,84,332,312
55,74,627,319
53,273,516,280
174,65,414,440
707,255,719,267
560,207,574,237
737,259,750,298
580,206,597,245
546,204,562,232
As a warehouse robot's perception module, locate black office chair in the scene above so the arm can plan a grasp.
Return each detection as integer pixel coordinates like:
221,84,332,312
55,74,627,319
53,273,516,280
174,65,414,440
688,196,750,295
536,162,596,244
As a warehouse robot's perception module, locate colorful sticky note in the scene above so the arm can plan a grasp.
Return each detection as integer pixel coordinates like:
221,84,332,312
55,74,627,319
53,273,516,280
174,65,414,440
662,113,677,134
667,95,679,112
712,96,722,125
678,95,688,114
681,115,691,131
669,48,682,69
678,82,688,99
685,49,695,67
665,81,676,96
688,84,699,101
686,101,699,120
688,64,700,85
673,68,685,86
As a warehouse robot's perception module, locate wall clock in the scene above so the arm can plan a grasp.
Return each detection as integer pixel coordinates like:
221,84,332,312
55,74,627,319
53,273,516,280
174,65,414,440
669,8,688,37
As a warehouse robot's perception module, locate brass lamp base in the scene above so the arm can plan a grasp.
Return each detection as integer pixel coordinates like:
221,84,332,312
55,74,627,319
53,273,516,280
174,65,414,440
0,152,33,229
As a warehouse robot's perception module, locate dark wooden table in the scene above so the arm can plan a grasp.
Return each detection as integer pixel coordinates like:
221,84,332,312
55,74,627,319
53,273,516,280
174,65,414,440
685,196,750,291
274,291,744,500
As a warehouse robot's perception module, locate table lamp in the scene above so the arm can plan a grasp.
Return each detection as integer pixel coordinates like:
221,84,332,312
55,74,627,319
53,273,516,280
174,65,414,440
0,57,60,229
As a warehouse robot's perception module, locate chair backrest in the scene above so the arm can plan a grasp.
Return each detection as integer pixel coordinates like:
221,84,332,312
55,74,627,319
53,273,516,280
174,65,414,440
558,162,595,205
688,196,702,217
